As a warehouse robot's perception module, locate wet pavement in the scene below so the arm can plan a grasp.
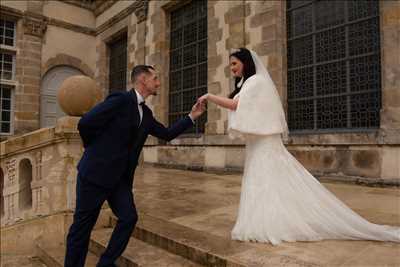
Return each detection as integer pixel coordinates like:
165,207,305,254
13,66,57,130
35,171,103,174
132,166,400,267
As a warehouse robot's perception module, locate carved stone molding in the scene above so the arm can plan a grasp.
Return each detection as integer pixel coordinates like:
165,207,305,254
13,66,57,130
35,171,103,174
42,53,95,78
94,0,118,16
5,159,16,185
134,0,149,23
0,5,23,19
33,187,44,213
35,151,42,180
96,0,149,35
63,0,96,11
6,195,15,220
23,14,48,37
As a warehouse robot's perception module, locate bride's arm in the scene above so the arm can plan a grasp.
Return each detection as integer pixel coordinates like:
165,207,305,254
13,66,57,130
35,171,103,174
199,93,239,111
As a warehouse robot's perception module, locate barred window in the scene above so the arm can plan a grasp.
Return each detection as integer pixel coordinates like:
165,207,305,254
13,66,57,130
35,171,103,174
108,34,127,93
0,52,14,80
0,19,15,47
169,0,207,134
0,84,13,134
287,0,381,132
0,19,16,135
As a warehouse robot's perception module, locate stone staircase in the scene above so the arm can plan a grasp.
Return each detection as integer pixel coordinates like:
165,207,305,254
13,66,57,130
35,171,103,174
35,213,247,267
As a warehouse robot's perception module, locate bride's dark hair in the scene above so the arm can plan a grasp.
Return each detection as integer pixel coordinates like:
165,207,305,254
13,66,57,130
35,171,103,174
228,48,256,99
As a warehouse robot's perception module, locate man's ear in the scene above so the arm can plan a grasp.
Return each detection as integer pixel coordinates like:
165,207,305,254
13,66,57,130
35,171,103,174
142,73,150,83
137,73,145,84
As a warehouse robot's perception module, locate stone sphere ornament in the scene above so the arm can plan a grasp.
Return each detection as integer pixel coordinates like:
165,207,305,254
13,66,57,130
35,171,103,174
57,75,102,116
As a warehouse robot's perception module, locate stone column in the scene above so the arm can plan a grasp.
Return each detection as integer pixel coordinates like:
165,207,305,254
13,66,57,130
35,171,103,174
14,3,47,134
380,1,400,140
247,0,286,105
2,159,17,224
134,1,148,66
31,151,45,215
207,1,243,135
95,39,108,95
379,0,400,180
145,1,168,123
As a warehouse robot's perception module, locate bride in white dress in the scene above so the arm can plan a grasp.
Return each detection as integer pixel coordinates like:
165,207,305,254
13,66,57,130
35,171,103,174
197,48,400,245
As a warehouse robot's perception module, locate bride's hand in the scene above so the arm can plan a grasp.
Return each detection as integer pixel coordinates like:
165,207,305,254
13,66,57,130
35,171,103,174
197,93,209,105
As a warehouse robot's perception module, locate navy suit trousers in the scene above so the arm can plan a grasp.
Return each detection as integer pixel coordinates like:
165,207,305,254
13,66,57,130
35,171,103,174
65,174,137,267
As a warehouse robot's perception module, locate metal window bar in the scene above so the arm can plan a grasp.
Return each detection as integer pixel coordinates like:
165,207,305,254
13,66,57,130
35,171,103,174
0,84,13,134
287,0,381,133
0,19,15,47
108,34,127,93
169,0,207,134
0,53,14,80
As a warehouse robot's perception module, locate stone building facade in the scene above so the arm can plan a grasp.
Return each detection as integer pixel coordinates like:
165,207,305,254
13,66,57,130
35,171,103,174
0,0,399,185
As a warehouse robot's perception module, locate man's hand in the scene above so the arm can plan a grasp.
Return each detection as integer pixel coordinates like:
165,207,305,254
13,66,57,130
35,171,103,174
189,101,206,120
197,93,209,105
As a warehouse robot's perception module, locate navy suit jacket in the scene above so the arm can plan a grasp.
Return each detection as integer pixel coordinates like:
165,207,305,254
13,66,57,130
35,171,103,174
77,90,193,188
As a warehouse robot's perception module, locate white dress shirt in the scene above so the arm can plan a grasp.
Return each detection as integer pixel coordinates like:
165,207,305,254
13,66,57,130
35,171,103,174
134,90,144,124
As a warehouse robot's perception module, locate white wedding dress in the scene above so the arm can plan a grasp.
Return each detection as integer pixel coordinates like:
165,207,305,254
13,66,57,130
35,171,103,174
228,50,400,245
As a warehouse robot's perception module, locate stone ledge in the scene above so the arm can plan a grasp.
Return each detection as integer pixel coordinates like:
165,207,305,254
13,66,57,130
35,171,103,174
317,175,400,188
0,119,81,158
142,163,400,188
143,131,400,146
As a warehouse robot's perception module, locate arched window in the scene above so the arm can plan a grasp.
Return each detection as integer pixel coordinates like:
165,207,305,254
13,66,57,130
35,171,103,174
19,159,32,211
40,66,83,127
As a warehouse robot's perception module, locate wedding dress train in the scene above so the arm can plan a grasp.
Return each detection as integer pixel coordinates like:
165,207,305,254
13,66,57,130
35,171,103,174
230,133,400,245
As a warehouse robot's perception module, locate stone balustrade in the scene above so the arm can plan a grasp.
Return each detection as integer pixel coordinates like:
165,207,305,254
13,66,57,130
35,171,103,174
0,116,82,227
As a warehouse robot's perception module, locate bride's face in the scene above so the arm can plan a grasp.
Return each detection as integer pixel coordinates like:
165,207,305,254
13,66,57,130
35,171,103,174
230,56,244,78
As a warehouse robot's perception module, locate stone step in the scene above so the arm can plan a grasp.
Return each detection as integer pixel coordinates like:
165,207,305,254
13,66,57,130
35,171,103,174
90,228,203,267
110,214,248,267
36,241,99,267
0,254,47,267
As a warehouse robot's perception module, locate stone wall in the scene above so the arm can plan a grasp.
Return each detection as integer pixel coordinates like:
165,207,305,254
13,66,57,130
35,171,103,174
0,0,97,137
380,0,400,141
0,0,398,183
140,0,399,183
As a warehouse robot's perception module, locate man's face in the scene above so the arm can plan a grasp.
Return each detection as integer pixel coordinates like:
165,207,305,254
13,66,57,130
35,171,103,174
143,69,160,96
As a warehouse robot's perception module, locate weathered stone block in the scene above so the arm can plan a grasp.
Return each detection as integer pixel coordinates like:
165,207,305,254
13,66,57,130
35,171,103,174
344,149,380,178
143,147,158,163
22,67,41,77
381,147,400,179
208,55,222,70
208,108,221,122
208,29,223,44
225,147,245,169
250,9,277,28
208,82,222,94
382,4,400,27
381,107,400,129
205,147,226,168
15,111,38,121
383,89,400,108
158,146,205,167
224,4,248,24
206,122,217,135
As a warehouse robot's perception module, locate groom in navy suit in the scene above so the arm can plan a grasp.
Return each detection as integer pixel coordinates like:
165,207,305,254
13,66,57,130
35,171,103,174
65,65,205,267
